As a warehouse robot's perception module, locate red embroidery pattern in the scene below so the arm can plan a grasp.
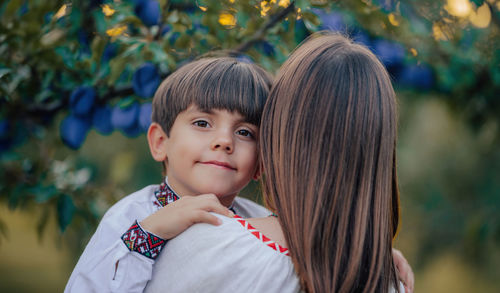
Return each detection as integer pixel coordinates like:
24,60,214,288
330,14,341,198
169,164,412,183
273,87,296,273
121,221,166,259
234,215,289,256
154,182,179,207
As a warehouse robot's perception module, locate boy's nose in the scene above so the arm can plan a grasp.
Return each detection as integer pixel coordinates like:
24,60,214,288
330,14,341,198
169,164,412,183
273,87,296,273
210,132,233,153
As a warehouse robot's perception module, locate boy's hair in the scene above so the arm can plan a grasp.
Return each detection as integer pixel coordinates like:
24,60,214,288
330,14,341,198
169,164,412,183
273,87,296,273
260,33,400,293
152,57,272,136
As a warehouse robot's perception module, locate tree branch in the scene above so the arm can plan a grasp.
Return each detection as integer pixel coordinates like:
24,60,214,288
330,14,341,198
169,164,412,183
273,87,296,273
233,2,296,53
25,71,171,117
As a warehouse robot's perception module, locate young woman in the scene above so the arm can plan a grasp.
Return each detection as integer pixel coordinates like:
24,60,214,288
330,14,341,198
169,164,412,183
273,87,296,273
145,33,407,293
260,32,401,292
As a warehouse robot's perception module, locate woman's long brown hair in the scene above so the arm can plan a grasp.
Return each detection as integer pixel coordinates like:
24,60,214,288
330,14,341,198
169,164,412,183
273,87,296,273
260,33,400,293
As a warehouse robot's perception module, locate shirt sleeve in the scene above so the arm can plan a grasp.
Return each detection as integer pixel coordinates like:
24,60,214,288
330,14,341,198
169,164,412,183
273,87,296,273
121,220,167,259
65,187,163,293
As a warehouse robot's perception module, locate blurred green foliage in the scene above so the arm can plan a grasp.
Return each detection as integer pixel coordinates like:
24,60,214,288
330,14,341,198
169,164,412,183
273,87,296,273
0,0,499,278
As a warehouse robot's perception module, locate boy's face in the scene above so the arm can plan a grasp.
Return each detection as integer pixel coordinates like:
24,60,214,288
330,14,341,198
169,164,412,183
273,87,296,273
163,104,259,207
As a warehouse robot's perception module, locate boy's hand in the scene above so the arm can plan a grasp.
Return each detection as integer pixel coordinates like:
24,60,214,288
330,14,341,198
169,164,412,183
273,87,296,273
392,248,414,293
140,194,234,240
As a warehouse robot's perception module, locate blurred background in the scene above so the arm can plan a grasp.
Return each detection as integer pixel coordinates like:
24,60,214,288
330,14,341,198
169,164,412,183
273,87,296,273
0,0,499,292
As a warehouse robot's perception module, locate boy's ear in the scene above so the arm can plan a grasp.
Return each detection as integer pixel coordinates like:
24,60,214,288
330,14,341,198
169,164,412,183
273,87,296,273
252,163,262,180
147,122,169,162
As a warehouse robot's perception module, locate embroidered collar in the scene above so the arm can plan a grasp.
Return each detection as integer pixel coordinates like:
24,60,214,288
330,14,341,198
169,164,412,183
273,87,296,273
153,179,236,214
154,181,180,207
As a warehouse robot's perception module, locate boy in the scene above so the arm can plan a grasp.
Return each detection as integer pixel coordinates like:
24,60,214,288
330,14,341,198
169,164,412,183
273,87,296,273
65,57,273,292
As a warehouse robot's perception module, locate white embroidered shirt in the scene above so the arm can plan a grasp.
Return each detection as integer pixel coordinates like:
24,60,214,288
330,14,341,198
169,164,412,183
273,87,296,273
64,181,269,293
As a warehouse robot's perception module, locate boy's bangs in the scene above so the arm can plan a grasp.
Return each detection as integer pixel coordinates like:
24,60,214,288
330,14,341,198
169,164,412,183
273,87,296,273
152,57,271,136
182,59,269,126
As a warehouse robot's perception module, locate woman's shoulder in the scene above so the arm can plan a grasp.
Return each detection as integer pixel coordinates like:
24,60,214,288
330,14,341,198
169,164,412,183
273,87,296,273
170,214,289,256
147,214,300,293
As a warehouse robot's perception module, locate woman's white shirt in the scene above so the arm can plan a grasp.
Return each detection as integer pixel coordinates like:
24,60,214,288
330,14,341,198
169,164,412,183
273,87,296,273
145,213,300,293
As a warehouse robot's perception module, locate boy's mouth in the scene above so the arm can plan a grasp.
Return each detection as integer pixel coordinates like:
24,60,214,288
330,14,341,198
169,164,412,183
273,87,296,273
200,160,236,171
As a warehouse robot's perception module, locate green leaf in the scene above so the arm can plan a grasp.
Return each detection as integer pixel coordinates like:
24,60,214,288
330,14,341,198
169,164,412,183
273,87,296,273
302,12,320,32
174,34,192,49
57,194,75,232
6,65,30,94
148,42,169,64
301,11,320,26
172,23,188,33
168,10,180,23
121,42,145,58
36,206,50,242
116,96,136,108
40,28,66,47
3,0,23,20
108,57,129,85
0,68,11,79
8,185,23,209
91,36,107,64
294,0,310,11
33,185,58,203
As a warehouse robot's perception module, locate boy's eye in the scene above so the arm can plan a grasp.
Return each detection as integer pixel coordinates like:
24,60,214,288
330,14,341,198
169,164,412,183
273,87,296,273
236,129,254,138
193,120,210,128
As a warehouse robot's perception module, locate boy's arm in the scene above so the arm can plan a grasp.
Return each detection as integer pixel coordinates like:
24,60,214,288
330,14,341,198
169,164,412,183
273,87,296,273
65,214,155,293
65,193,233,293
140,193,234,239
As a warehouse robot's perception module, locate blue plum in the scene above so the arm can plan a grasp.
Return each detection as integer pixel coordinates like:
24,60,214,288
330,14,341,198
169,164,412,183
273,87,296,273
0,120,9,139
111,101,140,130
352,30,371,47
70,86,96,117
102,43,118,63
60,115,91,149
398,64,434,90
18,2,28,16
134,0,161,27
139,102,152,132
132,63,160,98
93,105,114,135
77,30,91,56
122,123,143,137
161,24,170,36
373,39,405,66
314,10,345,32
259,41,275,57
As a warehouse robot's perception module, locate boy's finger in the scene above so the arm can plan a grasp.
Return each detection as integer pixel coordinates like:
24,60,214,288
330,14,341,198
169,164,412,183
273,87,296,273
406,270,414,293
194,211,222,226
201,200,235,218
400,260,414,292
